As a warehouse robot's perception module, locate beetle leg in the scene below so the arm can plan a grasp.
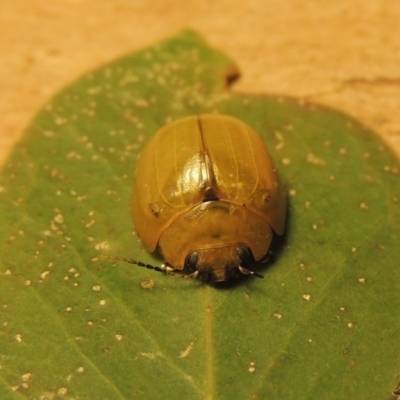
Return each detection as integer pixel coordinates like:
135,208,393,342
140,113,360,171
188,270,199,279
259,250,273,264
160,263,174,273
238,266,264,279
161,263,199,279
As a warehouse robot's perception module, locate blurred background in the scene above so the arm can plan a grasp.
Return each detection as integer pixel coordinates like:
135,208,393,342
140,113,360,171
1,0,399,164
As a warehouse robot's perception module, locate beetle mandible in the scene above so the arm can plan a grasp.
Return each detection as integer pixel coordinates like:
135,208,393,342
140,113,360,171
102,114,286,282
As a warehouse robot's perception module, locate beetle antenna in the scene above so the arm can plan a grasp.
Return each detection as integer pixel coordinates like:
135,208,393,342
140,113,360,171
238,266,264,279
97,255,166,273
97,255,199,279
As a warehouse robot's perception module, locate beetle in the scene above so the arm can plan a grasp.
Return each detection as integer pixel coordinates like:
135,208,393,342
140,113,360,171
101,114,286,282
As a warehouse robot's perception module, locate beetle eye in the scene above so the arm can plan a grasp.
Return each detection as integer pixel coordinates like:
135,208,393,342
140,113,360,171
236,246,253,267
185,252,199,271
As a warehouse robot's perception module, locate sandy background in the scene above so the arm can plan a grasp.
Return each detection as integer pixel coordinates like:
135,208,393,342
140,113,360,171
1,0,399,166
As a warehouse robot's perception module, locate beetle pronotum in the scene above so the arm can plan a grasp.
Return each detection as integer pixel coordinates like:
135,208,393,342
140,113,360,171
101,114,286,282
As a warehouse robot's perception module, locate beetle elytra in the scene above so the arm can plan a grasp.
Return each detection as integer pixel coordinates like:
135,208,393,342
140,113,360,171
101,114,286,283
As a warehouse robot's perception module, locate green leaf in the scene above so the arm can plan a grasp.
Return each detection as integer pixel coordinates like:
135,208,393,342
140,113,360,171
1,29,399,399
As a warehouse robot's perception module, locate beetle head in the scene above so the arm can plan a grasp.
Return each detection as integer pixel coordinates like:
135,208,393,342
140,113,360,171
97,246,263,283
184,245,262,282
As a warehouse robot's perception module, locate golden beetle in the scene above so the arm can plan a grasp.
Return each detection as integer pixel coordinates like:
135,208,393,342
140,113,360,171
103,114,286,282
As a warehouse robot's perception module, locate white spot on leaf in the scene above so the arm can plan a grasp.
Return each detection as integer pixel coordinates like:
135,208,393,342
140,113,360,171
15,334,23,343
178,341,195,358
248,362,256,373
306,153,326,166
